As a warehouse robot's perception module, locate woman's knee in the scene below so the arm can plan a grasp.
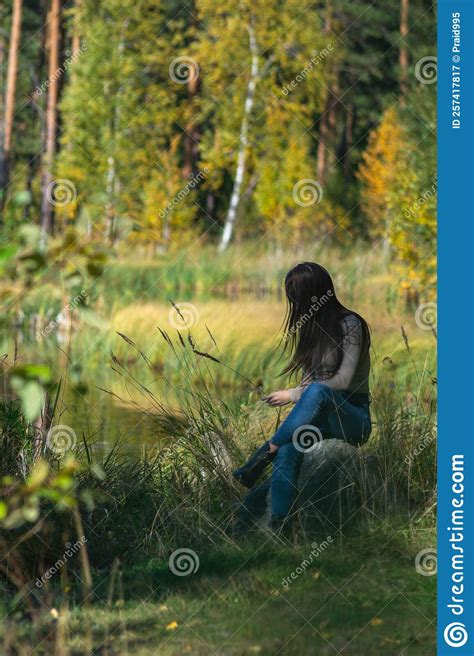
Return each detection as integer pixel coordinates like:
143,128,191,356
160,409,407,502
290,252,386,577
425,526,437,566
300,382,331,403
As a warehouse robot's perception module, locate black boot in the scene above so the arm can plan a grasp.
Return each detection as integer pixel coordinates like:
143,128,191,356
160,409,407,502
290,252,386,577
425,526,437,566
233,443,275,489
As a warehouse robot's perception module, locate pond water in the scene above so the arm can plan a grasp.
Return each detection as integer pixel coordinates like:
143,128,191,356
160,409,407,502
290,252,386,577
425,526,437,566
0,296,278,450
0,329,173,451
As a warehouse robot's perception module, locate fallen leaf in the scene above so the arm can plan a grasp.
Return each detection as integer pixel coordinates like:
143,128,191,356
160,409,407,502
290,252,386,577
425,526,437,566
370,618,383,627
166,620,178,631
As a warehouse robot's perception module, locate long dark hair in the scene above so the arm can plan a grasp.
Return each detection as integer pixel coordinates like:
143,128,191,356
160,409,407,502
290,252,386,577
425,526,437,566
281,262,370,380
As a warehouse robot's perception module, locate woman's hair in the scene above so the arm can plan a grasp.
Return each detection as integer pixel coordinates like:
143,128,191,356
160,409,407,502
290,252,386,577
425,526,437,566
281,262,370,380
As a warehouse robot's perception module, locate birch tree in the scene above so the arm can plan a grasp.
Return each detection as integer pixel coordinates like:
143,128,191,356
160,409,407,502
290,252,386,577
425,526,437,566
218,20,259,252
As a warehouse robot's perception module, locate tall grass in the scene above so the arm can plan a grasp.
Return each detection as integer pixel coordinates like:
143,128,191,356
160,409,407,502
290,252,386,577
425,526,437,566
2,243,405,326
78,324,437,552
0,323,436,649
98,243,405,313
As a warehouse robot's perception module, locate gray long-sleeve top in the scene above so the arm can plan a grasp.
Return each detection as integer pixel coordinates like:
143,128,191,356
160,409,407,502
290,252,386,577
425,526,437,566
288,314,370,403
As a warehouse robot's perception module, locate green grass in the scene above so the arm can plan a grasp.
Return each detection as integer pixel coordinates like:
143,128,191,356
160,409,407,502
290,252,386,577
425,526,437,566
3,529,436,654
2,242,408,321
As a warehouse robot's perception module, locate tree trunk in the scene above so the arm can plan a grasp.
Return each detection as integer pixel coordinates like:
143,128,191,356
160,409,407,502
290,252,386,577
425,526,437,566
182,4,200,180
343,104,354,184
106,155,116,244
0,0,22,215
0,11,6,213
206,191,215,221
317,85,339,185
71,0,81,56
399,0,409,99
40,0,61,235
182,71,201,180
106,20,128,244
316,1,334,186
219,22,259,252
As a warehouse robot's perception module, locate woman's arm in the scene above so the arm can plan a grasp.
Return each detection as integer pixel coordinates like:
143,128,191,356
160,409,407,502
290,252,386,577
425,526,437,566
287,372,313,403
318,316,361,391
263,372,314,406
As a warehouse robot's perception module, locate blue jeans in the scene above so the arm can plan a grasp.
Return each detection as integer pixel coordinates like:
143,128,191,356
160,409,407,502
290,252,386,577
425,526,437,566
269,383,371,519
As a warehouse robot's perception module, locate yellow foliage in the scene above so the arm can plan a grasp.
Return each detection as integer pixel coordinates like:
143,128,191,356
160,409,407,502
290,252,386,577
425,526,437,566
358,107,406,240
359,107,436,297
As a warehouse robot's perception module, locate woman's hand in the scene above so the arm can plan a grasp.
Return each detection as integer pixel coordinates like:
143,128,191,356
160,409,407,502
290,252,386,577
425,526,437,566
262,390,292,407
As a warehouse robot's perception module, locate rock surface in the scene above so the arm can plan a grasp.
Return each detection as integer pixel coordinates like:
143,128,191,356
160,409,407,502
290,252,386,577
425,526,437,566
238,439,384,533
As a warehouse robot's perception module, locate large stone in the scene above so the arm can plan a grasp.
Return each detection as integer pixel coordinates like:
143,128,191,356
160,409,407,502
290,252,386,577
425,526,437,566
238,440,384,534
292,440,383,533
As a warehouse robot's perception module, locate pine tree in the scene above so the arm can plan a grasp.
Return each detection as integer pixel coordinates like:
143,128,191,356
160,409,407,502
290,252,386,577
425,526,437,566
40,0,61,234
0,0,22,213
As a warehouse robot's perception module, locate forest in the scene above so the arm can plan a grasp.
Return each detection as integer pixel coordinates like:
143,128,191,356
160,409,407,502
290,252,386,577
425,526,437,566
0,0,437,654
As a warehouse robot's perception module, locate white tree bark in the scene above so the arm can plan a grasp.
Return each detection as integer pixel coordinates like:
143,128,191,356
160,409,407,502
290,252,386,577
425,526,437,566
218,22,259,252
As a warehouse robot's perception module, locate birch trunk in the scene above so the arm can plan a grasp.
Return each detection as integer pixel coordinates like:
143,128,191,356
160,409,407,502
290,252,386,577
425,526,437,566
218,22,258,252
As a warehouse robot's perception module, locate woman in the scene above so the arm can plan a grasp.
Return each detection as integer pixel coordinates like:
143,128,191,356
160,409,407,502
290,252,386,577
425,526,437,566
233,262,371,529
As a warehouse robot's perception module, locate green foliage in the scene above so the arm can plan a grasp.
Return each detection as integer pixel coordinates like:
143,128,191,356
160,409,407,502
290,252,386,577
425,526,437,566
0,456,80,529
